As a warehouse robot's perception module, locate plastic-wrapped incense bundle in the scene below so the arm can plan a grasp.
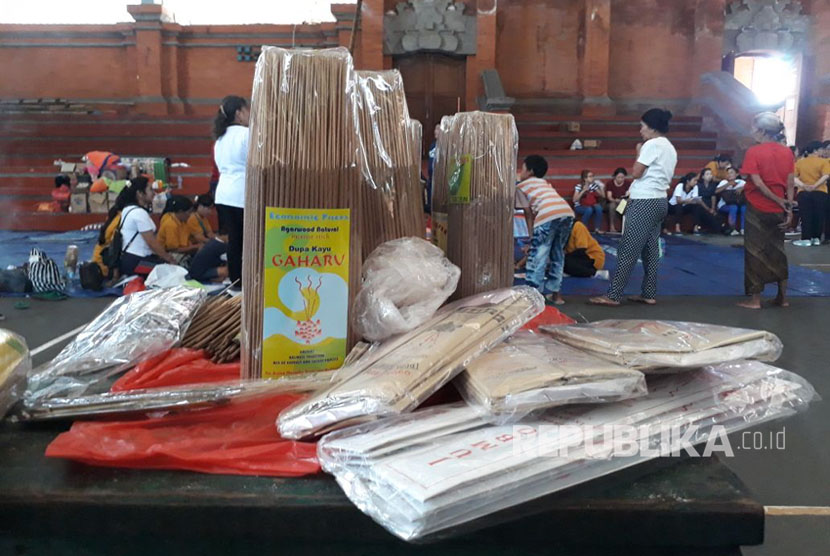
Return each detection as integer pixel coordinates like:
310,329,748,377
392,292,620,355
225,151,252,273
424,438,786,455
440,112,518,298
355,70,424,257
242,46,363,379
278,286,544,439
430,115,453,252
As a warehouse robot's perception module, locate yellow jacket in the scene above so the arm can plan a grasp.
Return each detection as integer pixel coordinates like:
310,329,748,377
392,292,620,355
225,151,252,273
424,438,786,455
565,221,605,270
158,213,191,251
92,213,121,275
187,213,213,243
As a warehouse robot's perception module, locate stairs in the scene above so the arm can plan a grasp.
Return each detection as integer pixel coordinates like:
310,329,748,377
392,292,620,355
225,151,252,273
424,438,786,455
0,112,721,232
0,114,214,231
513,113,718,199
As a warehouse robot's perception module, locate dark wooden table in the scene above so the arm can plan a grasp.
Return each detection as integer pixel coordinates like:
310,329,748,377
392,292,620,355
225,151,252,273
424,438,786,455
0,421,763,555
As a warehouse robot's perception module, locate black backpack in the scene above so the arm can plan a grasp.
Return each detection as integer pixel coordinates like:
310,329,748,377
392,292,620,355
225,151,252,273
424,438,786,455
102,206,141,271
79,262,105,291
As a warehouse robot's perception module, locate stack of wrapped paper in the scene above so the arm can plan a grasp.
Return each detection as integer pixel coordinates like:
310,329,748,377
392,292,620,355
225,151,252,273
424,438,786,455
456,331,646,423
541,320,783,371
318,361,816,541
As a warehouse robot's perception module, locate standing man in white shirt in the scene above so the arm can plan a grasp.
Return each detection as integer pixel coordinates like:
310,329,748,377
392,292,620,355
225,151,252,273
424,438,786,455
589,108,677,306
213,95,250,287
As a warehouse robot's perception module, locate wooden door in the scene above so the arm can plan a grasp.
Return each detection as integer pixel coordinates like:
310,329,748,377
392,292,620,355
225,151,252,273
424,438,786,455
395,54,466,156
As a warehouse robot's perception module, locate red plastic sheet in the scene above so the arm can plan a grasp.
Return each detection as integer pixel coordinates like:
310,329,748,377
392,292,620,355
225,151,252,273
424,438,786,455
46,349,320,477
111,349,239,392
521,306,575,333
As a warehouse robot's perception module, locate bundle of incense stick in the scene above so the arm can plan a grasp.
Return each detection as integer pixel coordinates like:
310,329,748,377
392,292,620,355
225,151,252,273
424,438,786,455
181,294,242,363
430,115,453,218
440,111,518,298
242,46,363,379
355,70,424,256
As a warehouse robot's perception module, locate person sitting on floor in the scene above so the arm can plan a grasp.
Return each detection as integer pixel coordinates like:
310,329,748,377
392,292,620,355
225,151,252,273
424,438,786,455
515,154,575,305
696,167,731,234
564,221,606,278
51,175,71,212
716,167,747,236
573,169,605,232
92,190,131,278
118,177,177,276
705,153,732,181
188,193,216,245
604,167,630,234
665,172,720,235
792,140,830,247
158,195,200,266
188,229,230,283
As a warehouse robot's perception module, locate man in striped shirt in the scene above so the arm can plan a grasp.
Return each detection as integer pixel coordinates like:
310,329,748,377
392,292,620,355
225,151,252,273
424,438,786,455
515,155,575,305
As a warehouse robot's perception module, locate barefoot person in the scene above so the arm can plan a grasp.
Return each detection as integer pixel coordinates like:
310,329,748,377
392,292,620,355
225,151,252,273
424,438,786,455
738,112,795,309
589,108,676,306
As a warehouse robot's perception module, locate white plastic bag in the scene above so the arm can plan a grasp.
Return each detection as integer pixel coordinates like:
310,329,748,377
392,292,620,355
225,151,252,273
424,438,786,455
146,264,189,289
353,237,460,342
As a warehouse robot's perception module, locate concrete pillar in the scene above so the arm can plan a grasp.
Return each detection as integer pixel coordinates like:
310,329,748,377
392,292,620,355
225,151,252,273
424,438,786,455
580,0,613,116
691,0,727,103
127,3,172,115
356,0,384,70
465,0,497,111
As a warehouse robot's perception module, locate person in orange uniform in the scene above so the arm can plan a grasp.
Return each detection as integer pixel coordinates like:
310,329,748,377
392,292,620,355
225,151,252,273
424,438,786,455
564,221,606,277
705,154,732,182
792,141,830,246
187,194,216,245
157,195,200,265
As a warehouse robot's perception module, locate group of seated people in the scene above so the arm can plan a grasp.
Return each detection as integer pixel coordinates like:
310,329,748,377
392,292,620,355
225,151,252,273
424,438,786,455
665,156,746,236
91,177,228,285
571,167,630,234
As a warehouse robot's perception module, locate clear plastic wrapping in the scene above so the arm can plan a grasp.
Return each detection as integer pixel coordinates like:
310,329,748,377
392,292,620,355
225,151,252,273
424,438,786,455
242,46,363,378
355,70,425,257
542,320,783,371
24,287,205,405
432,111,519,298
352,237,461,342
278,286,545,439
456,331,646,423
19,371,335,421
318,360,817,541
0,329,30,418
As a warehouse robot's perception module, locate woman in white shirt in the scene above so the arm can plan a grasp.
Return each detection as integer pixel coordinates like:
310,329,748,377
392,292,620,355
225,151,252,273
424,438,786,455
664,172,699,235
213,95,250,286
716,167,747,235
589,108,677,306
117,177,176,276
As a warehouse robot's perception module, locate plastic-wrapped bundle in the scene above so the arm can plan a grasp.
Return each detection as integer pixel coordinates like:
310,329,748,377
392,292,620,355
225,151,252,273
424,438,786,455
242,46,363,379
456,331,646,423
355,70,425,257
352,237,460,342
408,119,423,169
437,111,518,298
24,287,205,405
278,286,545,439
319,360,817,541
0,329,30,418
542,320,783,372
430,115,453,252
20,371,335,421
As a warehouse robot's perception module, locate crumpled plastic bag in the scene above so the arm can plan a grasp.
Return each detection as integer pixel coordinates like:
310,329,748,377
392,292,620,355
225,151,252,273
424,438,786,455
146,264,189,289
352,237,460,342
0,329,30,418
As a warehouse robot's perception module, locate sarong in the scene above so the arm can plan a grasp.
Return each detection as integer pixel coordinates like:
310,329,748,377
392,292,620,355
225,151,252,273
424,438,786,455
744,204,788,295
